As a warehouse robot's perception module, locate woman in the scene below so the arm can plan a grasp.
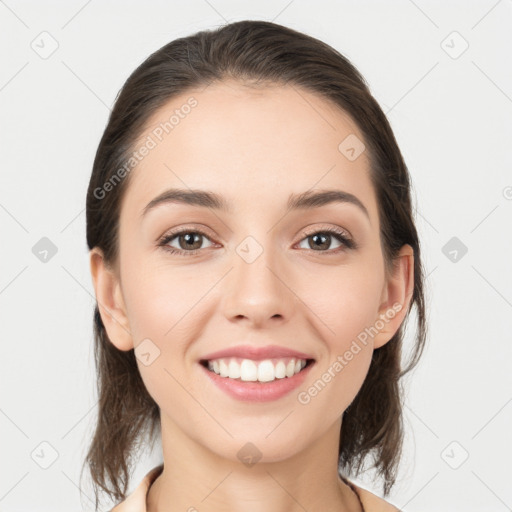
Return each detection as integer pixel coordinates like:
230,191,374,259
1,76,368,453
83,20,427,512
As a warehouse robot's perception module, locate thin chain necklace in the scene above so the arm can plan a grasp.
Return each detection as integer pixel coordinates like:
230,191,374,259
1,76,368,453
339,475,366,512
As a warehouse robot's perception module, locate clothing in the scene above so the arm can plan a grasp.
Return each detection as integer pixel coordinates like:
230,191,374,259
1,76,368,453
111,464,398,511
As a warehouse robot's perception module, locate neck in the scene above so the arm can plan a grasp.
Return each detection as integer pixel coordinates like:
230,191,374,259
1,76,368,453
146,414,362,512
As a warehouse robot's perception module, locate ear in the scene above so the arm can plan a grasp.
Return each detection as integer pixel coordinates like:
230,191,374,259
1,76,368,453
373,244,415,350
89,247,134,351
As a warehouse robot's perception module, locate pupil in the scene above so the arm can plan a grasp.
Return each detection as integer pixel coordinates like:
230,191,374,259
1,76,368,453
312,233,329,249
183,233,199,248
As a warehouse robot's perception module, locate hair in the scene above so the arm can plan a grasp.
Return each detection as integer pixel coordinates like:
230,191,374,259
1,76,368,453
82,19,427,509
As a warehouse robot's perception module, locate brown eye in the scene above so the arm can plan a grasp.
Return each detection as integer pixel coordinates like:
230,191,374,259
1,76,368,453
176,232,204,250
297,228,355,253
159,230,214,255
308,232,333,251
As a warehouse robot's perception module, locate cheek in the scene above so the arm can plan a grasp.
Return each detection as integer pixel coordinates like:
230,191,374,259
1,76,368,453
291,264,383,411
122,263,200,410
121,252,197,340
302,263,384,350
298,272,379,415
120,256,206,382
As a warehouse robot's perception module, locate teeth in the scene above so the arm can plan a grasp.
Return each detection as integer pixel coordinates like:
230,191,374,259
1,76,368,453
240,359,258,381
286,359,295,377
257,360,274,382
219,359,229,377
228,359,241,379
275,361,286,379
206,357,309,382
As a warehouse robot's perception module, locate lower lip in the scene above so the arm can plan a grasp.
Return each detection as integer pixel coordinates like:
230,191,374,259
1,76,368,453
199,361,315,402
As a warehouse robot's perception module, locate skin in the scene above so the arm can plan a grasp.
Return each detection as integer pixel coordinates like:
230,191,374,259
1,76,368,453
90,80,413,512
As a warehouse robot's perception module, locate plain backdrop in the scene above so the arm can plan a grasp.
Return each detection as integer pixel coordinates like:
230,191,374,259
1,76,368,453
1,1,511,510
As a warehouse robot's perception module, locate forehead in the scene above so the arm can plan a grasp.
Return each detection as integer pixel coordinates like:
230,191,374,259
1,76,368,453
121,80,378,223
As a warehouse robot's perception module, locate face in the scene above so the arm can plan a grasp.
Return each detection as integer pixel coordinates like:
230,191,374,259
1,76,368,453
91,80,412,465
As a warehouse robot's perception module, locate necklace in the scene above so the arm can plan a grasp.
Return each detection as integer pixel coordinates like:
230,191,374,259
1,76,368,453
339,475,365,512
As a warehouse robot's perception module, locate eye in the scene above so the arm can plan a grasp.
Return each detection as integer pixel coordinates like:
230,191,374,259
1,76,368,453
158,226,356,256
158,229,214,256
297,227,355,253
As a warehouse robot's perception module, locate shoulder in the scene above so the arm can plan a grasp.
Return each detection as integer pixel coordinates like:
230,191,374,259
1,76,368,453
351,482,401,512
111,464,164,512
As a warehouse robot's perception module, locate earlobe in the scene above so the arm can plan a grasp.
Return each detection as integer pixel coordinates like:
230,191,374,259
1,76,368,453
373,244,415,350
89,248,134,351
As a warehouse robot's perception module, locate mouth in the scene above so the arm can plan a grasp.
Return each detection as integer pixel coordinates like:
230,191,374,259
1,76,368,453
199,357,316,383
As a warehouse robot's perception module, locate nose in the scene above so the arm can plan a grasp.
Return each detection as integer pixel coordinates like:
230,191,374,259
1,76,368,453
221,244,296,328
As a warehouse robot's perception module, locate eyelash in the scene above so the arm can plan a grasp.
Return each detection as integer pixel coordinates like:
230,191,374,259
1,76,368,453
157,226,356,256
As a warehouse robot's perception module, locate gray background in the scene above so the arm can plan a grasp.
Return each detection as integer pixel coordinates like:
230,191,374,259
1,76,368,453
1,0,511,510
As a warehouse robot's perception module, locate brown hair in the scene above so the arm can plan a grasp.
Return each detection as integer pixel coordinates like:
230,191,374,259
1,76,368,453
82,19,427,509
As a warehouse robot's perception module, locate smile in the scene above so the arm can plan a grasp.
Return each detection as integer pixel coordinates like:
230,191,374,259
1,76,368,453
201,357,314,383
199,357,316,402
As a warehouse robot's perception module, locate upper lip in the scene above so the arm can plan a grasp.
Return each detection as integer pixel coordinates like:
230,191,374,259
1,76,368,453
200,345,315,362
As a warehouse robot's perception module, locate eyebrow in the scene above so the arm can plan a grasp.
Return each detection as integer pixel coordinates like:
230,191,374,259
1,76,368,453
141,188,370,221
